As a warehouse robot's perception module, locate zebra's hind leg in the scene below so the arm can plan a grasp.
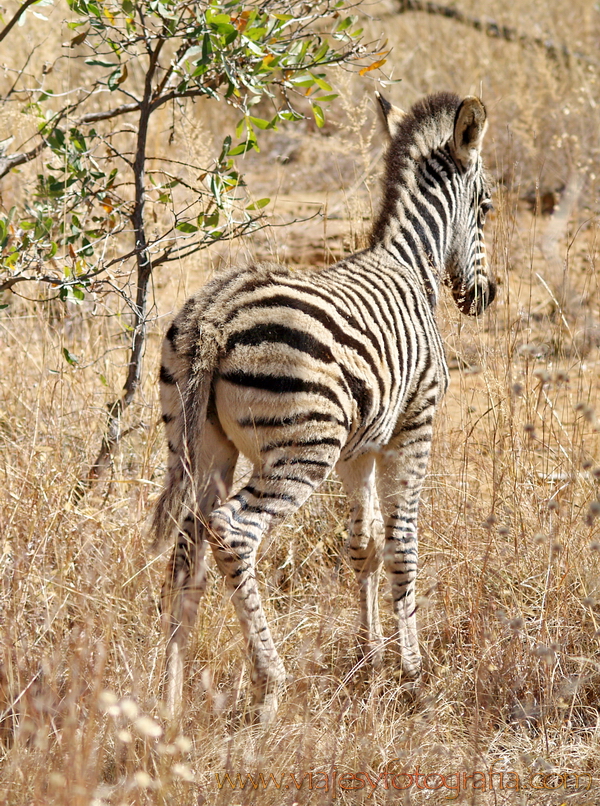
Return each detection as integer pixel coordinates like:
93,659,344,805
162,515,207,718
208,454,336,722
161,420,238,718
377,420,434,682
336,453,385,667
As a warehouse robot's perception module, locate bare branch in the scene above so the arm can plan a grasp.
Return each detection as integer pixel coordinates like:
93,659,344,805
0,276,33,293
77,101,142,124
0,0,39,45
0,141,45,182
396,0,597,67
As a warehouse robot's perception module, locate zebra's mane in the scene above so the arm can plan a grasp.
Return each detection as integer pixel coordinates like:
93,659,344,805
371,91,461,244
389,91,461,164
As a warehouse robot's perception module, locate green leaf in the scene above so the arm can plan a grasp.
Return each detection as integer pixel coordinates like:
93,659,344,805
336,16,355,32
248,115,271,130
62,347,79,365
219,135,232,162
287,75,315,88
311,41,330,63
85,58,118,68
201,32,212,64
243,36,264,55
176,221,198,233
70,128,86,152
278,109,304,122
205,10,231,25
47,129,66,150
246,197,270,210
105,168,118,188
205,210,220,227
108,66,126,91
243,26,267,41
4,250,18,268
310,73,332,92
80,238,94,257
312,104,325,128
229,140,255,156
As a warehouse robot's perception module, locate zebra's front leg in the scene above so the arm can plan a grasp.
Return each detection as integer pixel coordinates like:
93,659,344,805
336,453,384,666
377,420,434,681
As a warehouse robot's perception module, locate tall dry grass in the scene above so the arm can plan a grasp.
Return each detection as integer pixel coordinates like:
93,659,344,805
1,1,600,804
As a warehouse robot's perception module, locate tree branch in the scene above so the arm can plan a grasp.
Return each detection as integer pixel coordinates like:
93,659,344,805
78,101,142,124
0,101,143,182
0,275,34,293
0,0,39,45
0,140,45,182
396,0,597,67
79,37,166,492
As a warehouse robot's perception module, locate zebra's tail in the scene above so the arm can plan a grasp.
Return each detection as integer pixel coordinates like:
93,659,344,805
150,322,220,552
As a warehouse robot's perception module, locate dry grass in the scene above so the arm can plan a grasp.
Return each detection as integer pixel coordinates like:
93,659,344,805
2,1,600,804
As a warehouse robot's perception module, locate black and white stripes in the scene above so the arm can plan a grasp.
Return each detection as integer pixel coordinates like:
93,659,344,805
153,92,496,721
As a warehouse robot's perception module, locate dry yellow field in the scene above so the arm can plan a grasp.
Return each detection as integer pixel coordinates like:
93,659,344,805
1,1,600,804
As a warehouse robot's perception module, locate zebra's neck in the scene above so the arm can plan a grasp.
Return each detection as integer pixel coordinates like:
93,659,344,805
370,146,459,308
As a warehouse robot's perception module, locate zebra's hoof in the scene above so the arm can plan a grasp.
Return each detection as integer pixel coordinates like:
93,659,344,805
359,637,385,668
259,691,279,724
400,651,423,681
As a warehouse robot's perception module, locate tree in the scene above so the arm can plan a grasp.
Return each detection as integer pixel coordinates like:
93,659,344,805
0,0,384,489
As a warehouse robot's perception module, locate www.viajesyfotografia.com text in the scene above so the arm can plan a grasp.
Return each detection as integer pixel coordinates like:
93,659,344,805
213,764,593,799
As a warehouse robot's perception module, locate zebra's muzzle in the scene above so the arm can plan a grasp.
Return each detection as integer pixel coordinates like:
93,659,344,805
455,279,496,316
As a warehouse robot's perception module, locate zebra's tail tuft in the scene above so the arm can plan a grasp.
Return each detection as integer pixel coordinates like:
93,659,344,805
150,324,220,552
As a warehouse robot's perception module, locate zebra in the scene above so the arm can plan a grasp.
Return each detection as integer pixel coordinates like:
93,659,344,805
153,91,496,721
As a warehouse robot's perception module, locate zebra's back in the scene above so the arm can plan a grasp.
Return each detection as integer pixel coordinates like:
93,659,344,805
167,249,447,470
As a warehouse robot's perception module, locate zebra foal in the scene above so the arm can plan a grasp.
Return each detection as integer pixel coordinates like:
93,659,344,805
153,91,496,721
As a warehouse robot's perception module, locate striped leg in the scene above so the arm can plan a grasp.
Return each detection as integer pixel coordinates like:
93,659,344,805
161,419,238,717
377,413,434,680
208,452,336,722
336,453,384,666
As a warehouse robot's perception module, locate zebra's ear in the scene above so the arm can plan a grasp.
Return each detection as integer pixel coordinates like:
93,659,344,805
376,91,405,139
452,96,487,167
